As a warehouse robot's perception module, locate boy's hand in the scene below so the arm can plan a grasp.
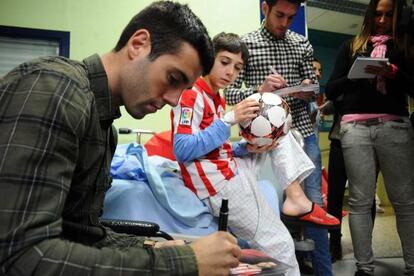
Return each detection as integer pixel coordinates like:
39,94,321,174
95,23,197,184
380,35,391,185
191,232,241,276
232,98,260,124
246,141,278,153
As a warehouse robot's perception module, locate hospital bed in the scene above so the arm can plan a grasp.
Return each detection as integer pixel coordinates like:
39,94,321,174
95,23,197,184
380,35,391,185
100,128,281,241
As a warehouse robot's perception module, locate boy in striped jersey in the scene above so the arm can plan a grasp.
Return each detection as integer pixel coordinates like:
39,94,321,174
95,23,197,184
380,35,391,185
171,32,339,276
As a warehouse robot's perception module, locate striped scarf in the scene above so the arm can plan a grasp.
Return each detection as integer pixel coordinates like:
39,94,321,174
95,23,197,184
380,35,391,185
369,35,391,94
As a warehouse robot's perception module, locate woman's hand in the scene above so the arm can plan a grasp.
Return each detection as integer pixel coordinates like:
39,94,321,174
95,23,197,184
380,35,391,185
365,61,392,77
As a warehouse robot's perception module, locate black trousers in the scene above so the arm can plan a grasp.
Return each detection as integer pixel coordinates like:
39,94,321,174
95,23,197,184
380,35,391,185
327,139,376,241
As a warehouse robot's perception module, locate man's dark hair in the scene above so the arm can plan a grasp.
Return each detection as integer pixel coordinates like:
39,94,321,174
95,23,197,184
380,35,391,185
265,0,305,9
114,1,214,75
212,32,249,64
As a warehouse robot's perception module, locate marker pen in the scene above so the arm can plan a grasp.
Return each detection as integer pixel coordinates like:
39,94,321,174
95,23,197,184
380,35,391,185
218,198,229,231
269,65,278,74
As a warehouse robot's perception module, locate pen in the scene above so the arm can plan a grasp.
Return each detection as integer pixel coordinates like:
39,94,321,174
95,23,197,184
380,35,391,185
269,65,278,74
218,198,229,231
269,65,287,89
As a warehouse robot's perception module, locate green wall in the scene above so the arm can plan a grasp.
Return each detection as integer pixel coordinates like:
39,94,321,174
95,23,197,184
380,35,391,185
0,0,260,144
308,29,354,91
307,29,354,160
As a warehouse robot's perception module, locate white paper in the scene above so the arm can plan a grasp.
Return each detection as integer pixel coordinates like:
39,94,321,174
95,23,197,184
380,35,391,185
272,83,319,97
347,57,389,79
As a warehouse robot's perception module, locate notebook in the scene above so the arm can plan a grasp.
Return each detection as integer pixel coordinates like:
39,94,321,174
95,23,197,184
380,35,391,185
229,249,291,275
347,57,388,79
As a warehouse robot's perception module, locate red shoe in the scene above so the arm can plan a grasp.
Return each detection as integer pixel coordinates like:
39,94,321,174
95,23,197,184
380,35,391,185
281,203,340,229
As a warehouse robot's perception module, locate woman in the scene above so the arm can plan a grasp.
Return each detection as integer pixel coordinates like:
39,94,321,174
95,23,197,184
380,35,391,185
325,0,414,275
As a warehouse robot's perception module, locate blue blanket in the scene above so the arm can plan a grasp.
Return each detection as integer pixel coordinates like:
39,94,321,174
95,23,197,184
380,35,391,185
104,143,214,228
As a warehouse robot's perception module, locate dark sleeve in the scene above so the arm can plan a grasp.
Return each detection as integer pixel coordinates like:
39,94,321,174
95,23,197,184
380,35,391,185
325,41,353,101
0,71,198,276
392,60,414,98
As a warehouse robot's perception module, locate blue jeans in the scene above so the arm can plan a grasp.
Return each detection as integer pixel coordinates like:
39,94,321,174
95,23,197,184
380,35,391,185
303,134,333,276
303,134,323,205
304,227,331,276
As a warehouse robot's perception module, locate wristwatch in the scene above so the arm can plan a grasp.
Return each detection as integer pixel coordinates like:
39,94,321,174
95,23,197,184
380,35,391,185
143,239,157,248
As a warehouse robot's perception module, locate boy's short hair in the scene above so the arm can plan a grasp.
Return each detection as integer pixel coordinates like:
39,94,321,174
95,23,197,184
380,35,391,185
313,57,321,64
114,1,214,75
212,32,249,64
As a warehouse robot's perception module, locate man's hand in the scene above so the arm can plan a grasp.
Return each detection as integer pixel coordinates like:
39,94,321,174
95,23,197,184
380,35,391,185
258,72,287,92
291,91,315,101
191,232,241,276
246,141,278,153
291,79,315,101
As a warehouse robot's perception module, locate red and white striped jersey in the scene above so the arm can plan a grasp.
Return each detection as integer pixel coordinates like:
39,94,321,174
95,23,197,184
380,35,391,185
171,78,237,199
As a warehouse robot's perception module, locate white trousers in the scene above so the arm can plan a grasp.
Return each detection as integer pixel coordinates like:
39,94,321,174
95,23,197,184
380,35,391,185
203,132,314,276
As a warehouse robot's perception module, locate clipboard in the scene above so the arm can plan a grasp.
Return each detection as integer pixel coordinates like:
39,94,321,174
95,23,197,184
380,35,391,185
347,57,388,79
272,83,319,97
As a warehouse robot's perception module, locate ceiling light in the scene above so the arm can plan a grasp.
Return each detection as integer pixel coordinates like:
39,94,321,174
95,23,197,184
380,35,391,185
307,0,368,16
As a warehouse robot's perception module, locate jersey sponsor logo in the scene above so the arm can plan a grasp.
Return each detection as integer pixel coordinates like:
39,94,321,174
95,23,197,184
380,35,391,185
179,107,193,126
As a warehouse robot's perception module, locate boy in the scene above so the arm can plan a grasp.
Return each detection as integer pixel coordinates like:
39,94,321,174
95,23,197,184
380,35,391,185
171,32,338,276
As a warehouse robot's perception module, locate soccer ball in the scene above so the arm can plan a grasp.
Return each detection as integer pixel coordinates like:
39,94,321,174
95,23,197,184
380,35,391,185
239,92,291,146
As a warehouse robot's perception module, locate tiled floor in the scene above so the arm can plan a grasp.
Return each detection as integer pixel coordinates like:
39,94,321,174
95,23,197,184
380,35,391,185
331,205,404,275
333,207,404,276
340,206,402,260
302,206,405,275
332,257,404,276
